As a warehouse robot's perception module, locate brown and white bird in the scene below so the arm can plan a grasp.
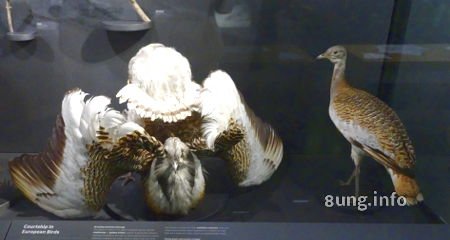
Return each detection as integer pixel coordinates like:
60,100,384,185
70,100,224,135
117,43,284,187
144,137,205,215
8,89,160,218
317,45,423,205
116,43,208,215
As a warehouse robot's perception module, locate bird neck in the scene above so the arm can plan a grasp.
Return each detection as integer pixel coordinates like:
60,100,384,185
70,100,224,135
330,60,350,99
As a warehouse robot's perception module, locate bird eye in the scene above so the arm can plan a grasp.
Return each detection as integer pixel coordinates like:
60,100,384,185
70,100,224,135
333,51,338,54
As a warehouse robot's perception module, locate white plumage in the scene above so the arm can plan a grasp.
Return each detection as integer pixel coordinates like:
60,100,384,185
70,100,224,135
9,89,146,218
116,43,201,123
144,137,205,215
200,70,243,150
11,43,285,218
49,90,97,217
200,70,284,187
329,107,390,159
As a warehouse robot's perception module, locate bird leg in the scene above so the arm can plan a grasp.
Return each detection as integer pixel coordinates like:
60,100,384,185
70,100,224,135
117,172,135,186
339,168,356,186
354,163,360,197
340,146,363,197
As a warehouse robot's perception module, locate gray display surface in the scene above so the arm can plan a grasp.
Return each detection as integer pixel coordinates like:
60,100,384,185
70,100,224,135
102,21,151,32
6,31,36,42
2,221,448,240
0,153,444,224
0,221,10,240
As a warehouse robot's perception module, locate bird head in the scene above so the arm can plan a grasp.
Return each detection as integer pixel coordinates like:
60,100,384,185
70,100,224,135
163,137,193,172
317,45,347,64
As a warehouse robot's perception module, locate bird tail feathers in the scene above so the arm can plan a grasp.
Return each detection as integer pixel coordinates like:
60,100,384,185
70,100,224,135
389,171,424,206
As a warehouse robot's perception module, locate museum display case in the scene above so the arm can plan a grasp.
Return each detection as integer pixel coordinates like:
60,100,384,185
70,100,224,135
0,0,448,239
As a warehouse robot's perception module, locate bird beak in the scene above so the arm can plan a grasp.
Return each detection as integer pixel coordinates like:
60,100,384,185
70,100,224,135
172,161,178,171
316,54,325,60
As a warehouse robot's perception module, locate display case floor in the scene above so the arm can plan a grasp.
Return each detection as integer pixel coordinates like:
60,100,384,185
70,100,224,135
0,153,446,223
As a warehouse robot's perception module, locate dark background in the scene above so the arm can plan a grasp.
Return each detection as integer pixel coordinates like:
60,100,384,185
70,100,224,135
0,0,448,223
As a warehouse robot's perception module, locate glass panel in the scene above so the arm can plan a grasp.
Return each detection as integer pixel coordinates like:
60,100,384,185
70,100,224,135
0,0,447,225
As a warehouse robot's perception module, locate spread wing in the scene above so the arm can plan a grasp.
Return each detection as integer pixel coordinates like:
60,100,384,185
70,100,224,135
8,89,124,217
199,70,283,186
8,115,65,207
8,89,159,218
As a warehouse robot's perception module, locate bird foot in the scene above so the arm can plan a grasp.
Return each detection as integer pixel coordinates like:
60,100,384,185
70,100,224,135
338,175,360,197
338,168,357,187
118,172,135,186
338,180,351,186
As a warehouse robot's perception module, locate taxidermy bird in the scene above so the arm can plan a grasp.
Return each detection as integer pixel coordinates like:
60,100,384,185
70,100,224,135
117,43,284,187
8,89,162,218
115,43,208,215
144,137,205,215
317,45,423,205
200,70,284,187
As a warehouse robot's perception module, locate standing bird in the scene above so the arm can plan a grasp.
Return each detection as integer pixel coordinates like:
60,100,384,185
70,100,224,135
317,45,423,205
144,137,205,215
8,89,160,218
